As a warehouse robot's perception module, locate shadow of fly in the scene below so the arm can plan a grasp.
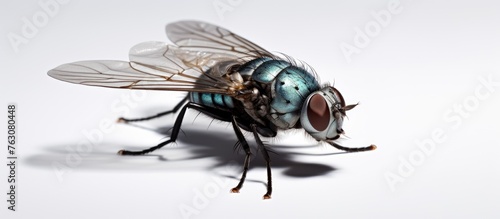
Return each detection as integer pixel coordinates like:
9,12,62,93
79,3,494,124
48,20,376,199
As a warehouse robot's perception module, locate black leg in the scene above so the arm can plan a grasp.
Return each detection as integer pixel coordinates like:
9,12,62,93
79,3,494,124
251,124,272,200
118,102,232,155
118,101,191,155
327,141,377,152
230,117,252,194
117,96,188,123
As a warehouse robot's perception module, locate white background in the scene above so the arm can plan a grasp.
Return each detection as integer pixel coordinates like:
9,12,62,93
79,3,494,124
1,0,500,218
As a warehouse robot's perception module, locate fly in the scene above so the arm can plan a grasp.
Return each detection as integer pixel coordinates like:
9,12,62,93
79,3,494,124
48,20,377,199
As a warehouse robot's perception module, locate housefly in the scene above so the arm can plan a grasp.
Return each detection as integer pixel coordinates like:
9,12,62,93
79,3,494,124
48,20,376,199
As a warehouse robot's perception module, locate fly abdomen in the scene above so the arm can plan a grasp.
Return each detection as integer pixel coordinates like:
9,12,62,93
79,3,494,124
190,92,235,111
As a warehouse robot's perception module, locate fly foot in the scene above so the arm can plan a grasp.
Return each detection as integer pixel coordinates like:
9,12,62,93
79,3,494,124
116,117,128,123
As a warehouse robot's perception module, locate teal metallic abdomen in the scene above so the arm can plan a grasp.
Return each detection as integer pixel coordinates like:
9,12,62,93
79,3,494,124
190,92,234,110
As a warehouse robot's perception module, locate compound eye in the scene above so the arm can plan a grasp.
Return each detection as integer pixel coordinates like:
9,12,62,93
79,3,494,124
306,94,330,131
330,87,346,107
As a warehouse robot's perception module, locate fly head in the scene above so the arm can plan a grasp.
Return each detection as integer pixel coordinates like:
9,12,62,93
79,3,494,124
299,86,357,143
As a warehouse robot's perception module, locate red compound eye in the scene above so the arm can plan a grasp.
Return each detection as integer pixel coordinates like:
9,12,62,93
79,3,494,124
306,94,330,131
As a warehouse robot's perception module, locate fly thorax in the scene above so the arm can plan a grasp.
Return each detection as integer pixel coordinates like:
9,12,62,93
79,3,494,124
234,87,269,125
237,57,320,129
257,94,270,117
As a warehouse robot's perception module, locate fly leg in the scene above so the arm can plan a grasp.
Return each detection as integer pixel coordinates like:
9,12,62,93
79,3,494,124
251,124,273,200
117,96,188,123
118,102,229,155
230,117,252,194
327,141,377,152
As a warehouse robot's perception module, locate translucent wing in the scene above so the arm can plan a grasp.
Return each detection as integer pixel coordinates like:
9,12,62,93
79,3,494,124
48,41,245,94
166,20,274,60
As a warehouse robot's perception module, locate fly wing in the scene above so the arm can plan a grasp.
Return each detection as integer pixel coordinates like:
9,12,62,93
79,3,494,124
48,41,244,94
166,20,274,60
